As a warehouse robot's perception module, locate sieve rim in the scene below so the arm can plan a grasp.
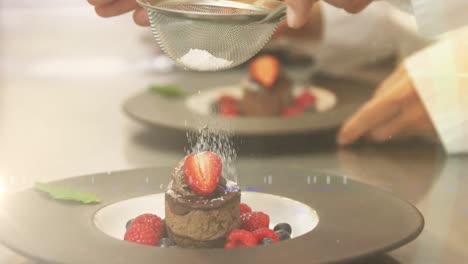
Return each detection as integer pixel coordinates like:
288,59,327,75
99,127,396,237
137,0,285,23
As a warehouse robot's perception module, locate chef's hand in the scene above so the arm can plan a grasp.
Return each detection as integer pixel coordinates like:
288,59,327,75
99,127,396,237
286,0,372,28
337,65,438,145
275,3,323,40
88,0,150,26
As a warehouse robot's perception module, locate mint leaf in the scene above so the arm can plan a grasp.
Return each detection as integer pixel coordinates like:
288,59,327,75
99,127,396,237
35,182,100,204
149,85,186,98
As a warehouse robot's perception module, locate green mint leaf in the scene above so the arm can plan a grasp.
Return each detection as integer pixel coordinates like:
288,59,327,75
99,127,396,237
149,85,186,98
35,182,100,204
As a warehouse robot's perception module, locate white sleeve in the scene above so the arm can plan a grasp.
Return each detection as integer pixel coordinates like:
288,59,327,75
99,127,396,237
386,0,468,36
315,2,396,75
405,26,468,154
315,1,431,76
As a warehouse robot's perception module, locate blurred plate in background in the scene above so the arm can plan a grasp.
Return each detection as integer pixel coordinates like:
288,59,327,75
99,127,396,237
123,69,375,136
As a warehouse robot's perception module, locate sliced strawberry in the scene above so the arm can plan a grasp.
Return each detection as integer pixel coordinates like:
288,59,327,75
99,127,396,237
281,105,304,117
295,90,317,108
183,151,222,196
249,55,280,88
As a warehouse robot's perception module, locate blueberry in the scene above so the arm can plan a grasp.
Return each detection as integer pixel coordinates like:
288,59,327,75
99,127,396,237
275,230,291,241
125,219,133,230
157,238,176,248
261,238,274,245
273,223,292,235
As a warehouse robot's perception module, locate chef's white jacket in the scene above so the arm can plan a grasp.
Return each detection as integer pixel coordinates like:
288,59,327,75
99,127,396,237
317,0,468,154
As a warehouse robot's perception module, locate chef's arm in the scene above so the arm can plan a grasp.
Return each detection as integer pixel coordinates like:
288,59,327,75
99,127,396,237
386,0,468,36
314,1,398,74
405,26,468,153
276,2,423,75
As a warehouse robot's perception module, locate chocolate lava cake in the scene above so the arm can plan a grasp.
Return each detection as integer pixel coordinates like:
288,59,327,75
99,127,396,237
240,55,293,116
165,152,241,248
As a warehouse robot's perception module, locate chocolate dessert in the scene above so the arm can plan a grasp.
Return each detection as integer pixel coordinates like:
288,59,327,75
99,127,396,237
240,55,293,116
165,152,241,248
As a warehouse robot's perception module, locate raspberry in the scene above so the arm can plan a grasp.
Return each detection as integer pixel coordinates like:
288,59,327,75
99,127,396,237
131,214,163,235
219,106,240,117
218,96,240,117
281,106,304,117
239,203,252,216
224,241,236,249
253,228,279,242
218,95,238,107
240,212,270,232
295,90,317,108
224,229,257,248
124,223,161,246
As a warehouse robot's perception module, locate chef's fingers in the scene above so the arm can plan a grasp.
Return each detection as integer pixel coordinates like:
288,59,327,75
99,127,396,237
95,0,139,17
344,0,373,13
88,0,115,6
325,0,372,13
368,90,438,143
374,66,406,96
133,7,150,26
402,103,438,142
273,20,288,38
286,0,316,28
368,109,411,142
337,93,401,145
275,3,322,39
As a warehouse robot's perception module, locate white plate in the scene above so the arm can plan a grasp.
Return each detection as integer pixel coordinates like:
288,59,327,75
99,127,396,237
94,192,319,241
186,84,337,116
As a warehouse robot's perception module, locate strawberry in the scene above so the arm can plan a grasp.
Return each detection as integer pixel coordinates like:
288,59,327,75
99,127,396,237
249,55,280,88
253,228,279,242
295,90,317,108
281,105,304,117
224,229,258,248
183,151,222,196
131,214,163,235
240,212,270,232
124,223,161,246
239,203,252,216
219,105,240,117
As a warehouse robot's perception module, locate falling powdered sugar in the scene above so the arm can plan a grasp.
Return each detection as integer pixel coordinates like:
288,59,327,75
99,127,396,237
178,49,233,71
186,126,238,184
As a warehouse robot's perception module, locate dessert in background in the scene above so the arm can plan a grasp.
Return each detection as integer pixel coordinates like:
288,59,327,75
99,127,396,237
241,55,293,116
215,55,319,117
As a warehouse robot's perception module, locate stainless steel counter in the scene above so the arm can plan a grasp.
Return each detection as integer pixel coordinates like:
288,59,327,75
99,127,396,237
1,3,467,264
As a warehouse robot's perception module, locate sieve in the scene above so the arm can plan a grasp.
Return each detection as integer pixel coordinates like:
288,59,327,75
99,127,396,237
136,0,287,71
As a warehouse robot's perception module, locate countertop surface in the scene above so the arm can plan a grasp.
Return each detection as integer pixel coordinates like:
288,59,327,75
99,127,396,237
0,2,467,264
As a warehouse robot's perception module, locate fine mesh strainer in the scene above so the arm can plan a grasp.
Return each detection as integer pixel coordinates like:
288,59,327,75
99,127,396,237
137,0,287,71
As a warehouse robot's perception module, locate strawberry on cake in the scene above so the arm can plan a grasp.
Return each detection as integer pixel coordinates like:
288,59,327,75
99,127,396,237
240,55,294,116
213,55,321,118
165,151,241,248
